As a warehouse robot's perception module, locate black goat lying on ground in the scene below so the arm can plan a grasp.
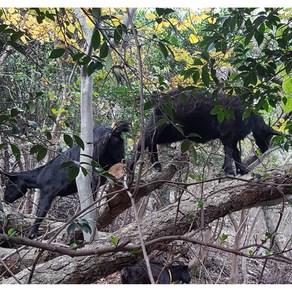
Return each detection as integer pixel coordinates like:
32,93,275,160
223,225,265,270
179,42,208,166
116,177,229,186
121,261,191,284
131,88,282,175
3,122,129,238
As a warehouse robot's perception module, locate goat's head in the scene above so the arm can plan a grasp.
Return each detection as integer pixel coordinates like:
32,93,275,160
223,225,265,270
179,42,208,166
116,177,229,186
254,126,282,154
3,173,27,203
94,122,130,169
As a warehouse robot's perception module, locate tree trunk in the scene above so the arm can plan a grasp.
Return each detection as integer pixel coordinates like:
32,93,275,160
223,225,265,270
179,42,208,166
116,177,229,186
74,8,95,242
1,164,291,284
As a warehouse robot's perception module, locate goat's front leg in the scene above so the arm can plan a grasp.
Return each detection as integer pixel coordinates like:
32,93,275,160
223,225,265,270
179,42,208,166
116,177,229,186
26,194,54,239
223,145,235,176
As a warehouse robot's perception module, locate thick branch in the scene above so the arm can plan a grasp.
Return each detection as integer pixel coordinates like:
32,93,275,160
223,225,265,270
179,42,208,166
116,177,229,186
1,164,291,283
96,154,188,228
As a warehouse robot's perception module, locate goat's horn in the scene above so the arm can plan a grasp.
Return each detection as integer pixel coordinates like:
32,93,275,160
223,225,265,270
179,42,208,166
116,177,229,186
269,128,283,136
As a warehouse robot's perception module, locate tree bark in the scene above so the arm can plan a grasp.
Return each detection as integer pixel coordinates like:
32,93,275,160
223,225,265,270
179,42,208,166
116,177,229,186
1,163,291,284
74,8,96,242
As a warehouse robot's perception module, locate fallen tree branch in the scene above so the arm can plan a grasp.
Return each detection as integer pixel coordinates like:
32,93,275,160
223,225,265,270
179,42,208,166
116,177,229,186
1,163,291,283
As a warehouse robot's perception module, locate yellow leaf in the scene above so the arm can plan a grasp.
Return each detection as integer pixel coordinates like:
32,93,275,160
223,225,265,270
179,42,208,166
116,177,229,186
169,18,178,25
20,35,27,44
155,22,163,33
67,23,75,34
189,34,199,44
145,13,156,20
162,20,170,28
7,8,15,14
208,17,216,24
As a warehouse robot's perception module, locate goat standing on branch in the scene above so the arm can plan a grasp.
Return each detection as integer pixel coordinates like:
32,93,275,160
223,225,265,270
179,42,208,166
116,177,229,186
131,88,282,175
3,122,129,238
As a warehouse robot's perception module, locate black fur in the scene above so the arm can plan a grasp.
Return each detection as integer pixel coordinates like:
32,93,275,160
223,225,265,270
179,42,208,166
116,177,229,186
121,261,191,284
3,122,129,238
131,88,281,175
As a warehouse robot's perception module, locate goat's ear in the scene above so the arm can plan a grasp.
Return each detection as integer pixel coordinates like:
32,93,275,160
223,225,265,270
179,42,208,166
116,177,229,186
2,171,17,178
112,121,130,135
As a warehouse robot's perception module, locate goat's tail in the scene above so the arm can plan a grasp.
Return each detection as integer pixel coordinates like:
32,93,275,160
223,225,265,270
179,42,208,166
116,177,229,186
112,121,130,135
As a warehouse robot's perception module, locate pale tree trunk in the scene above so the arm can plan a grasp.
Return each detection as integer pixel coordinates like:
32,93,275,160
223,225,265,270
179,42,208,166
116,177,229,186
74,8,96,242
1,164,291,284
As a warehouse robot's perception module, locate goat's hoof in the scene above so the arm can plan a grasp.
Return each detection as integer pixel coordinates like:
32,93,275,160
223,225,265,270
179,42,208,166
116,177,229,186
26,230,37,239
225,169,235,176
237,168,249,175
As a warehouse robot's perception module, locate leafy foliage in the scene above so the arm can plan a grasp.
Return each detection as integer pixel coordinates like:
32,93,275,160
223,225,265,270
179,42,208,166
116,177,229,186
0,7,291,173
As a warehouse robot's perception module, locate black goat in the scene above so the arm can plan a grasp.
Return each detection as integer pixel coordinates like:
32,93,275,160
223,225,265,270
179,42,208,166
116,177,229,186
121,261,191,284
3,122,129,238
132,88,281,175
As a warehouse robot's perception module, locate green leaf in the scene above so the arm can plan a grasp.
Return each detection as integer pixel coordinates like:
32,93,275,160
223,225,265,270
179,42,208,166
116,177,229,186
92,29,101,50
282,77,292,94
77,219,92,234
49,48,65,59
110,235,120,246
68,166,80,181
27,102,36,114
11,31,24,43
156,8,175,16
69,242,78,249
192,70,200,84
144,100,155,111
10,42,26,55
67,222,77,235
63,134,73,147
210,104,222,115
80,166,88,177
60,161,74,169
27,120,38,129
244,31,254,46
192,58,204,66
114,24,127,45
100,41,109,58
46,131,52,140
10,144,21,161
197,198,204,209
7,228,17,237
202,65,210,87
281,96,292,113
92,8,101,19
158,42,168,59
87,61,103,76
189,145,197,164
74,135,85,150
36,146,47,161
30,145,41,154
217,111,225,123
181,139,190,153
219,233,228,244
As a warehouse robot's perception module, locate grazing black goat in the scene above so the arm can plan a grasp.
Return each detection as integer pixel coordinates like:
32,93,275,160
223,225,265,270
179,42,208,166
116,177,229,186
131,88,281,175
121,261,191,284
3,122,129,238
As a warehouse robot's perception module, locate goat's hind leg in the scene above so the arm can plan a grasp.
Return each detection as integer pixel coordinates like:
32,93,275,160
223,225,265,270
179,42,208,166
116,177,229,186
26,194,54,239
232,144,248,175
150,144,161,171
